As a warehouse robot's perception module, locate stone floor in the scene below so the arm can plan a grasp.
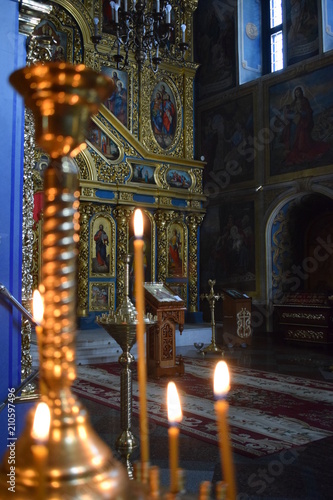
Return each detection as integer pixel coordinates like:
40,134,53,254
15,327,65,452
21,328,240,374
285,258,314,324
77,329,333,499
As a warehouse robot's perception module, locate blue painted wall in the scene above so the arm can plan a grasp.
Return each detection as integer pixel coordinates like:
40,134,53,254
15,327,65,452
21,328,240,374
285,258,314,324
0,0,29,458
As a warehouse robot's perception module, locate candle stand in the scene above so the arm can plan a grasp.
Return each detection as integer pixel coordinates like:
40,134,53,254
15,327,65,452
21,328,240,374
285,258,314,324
0,61,132,499
200,280,224,355
96,254,156,478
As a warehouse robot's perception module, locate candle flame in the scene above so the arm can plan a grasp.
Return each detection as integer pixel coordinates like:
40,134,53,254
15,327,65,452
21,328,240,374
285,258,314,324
214,361,230,397
32,402,51,442
32,289,44,325
134,209,144,238
167,382,182,424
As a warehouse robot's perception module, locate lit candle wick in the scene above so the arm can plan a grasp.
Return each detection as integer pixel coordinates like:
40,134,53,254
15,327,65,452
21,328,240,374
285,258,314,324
214,361,236,500
167,381,182,493
134,209,149,468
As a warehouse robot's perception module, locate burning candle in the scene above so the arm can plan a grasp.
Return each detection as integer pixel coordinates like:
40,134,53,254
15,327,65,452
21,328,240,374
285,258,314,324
33,289,43,333
214,361,236,500
31,402,50,500
134,208,150,466
167,381,182,494
33,289,44,362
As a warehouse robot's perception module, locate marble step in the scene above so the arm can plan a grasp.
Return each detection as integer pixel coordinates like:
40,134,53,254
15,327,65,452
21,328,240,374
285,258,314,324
31,324,214,366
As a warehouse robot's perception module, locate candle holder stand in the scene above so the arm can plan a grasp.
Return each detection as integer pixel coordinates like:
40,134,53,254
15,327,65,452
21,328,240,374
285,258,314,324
0,62,133,499
96,254,156,478
200,280,224,355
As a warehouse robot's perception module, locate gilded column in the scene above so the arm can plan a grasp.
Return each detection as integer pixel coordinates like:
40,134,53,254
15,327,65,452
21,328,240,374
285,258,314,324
20,108,35,385
154,210,175,284
20,37,54,387
77,203,93,317
186,214,205,313
113,206,134,308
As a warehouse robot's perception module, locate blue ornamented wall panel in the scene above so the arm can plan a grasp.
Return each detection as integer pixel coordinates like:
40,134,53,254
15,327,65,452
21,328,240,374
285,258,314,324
0,0,27,457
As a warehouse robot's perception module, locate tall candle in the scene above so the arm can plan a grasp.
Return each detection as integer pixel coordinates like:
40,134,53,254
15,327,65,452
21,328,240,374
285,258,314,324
214,361,236,500
165,3,172,23
133,208,150,466
93,17,99,36
167,381,182,494
31,402,50,500
181,23,186,43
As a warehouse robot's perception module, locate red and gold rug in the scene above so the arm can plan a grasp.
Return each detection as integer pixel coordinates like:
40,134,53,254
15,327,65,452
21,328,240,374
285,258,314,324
73,358,333,458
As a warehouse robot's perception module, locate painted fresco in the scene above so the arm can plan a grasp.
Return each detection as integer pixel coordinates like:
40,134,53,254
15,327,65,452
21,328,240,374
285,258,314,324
199,93,254,189
194,0,236,100
200,201,255,292
269,64,333,176
101,67,128,127
151,82,177,149
286,0,319,66
87,120,120,161
132,165,156,185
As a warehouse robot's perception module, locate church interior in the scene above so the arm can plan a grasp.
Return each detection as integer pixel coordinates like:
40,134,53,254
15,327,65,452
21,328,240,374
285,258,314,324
1,0,333,498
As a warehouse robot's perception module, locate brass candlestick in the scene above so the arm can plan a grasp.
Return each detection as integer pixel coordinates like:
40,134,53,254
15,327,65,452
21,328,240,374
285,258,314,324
0,62,132,498
97,254,156,479
200,279,224,355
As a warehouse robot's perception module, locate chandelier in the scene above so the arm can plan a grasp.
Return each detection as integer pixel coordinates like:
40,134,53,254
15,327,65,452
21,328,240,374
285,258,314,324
92,0,189,72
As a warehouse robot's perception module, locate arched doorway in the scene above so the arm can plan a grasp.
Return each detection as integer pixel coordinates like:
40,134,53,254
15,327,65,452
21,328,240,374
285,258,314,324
266,192,333,326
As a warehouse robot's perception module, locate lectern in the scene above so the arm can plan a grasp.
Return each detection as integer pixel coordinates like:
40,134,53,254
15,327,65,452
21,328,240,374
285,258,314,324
144,282,186,378
222,289,252,346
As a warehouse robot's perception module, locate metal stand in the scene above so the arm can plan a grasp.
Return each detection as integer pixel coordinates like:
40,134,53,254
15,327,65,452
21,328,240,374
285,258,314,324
200,279,224,355
97,255,156,478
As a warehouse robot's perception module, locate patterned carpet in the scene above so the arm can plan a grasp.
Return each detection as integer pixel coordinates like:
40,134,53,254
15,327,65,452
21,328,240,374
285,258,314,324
73,357,333,459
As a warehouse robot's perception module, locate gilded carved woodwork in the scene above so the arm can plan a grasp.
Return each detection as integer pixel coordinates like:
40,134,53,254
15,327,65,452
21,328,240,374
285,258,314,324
186,214,204,313
21,108,35,383
154,210,175,283
78,202,114,316
113,206,134,306
20,0,205,322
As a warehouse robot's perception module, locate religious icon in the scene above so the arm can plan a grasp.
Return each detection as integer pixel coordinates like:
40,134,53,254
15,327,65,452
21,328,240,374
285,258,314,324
150,81,177,149
91,217,111,275
168,223,184,277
